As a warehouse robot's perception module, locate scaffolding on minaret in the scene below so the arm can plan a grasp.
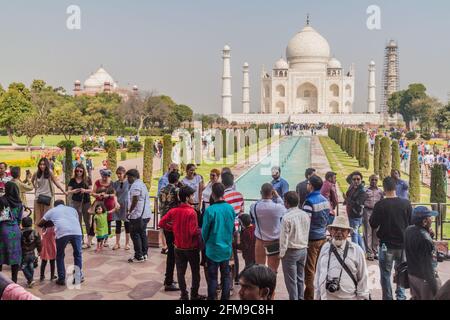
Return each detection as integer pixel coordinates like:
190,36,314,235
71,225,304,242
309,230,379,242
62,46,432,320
381,40,400,125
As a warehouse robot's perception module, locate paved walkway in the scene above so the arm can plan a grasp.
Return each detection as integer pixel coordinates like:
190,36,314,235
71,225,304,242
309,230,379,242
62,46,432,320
4,133,450,300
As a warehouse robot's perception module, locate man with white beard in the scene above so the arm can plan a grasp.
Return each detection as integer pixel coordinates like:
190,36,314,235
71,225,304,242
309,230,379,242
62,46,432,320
314,216,370,300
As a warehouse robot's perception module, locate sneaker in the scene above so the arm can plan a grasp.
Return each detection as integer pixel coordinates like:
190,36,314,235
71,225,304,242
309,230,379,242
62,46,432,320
51,275,57,281
27,281,36,288
164,284,180,292
191,294,207,301
179,295,190,301
143,255,148,261
128,257,145,263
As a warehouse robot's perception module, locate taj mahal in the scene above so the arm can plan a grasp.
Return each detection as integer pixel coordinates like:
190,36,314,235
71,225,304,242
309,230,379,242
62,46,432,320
222,19,384,125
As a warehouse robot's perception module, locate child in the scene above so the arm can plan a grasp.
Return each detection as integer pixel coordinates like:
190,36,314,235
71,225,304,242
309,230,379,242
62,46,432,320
40,225,56,281
21,217,41,288
238,214,256,269
92,204,109,253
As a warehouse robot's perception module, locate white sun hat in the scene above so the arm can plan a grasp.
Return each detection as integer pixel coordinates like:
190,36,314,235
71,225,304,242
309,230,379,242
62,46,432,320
327,215,352,231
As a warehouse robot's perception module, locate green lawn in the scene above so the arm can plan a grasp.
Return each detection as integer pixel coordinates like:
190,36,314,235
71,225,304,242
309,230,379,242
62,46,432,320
0,135,161,147
320,136,450,241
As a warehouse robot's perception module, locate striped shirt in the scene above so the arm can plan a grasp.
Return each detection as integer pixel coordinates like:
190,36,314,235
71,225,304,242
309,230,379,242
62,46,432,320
224,188,245,231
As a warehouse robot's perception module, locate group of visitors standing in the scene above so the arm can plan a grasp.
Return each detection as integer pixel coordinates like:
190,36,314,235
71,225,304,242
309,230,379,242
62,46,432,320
0,158,153,290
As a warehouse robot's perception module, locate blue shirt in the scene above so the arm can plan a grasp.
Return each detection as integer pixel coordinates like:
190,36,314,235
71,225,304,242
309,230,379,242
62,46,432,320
202,201,235,263
157,173,169,196
302,191,331,241
396,179,409,200
271,177,289,199
43,205,82,239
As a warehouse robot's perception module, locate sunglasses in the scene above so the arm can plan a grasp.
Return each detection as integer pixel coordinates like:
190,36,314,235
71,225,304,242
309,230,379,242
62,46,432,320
76,169,84,172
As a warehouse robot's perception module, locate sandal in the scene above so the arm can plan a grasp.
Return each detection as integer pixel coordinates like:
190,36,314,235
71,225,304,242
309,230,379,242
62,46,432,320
125,244,131,251
82,244,91,249
113,244,120,251
161,248,168,255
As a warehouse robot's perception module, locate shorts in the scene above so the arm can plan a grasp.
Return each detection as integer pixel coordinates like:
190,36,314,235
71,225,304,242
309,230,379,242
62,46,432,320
96,235,108,242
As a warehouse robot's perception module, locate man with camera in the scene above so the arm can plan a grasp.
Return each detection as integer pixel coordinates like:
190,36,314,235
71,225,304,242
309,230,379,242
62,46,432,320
314,216,369,300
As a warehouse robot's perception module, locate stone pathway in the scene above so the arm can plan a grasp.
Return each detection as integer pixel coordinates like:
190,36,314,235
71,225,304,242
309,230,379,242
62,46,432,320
4,133,449,300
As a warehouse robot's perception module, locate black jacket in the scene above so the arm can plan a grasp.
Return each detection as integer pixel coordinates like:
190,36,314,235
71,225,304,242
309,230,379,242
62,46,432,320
21,227,41,256
296,180,309,209
345,184,367,219
404,225,439,295
370,197,412,249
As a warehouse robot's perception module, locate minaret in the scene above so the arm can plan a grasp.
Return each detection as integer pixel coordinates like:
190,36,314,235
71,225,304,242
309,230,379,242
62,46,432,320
368,61,376,114
222,45,232,116
242,62,250,114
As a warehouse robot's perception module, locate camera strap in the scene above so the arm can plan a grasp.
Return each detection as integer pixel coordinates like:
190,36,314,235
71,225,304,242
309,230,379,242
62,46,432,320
330,242,358,290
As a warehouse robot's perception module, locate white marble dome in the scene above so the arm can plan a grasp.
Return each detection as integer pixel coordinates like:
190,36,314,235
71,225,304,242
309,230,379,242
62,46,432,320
274,58,289,69
328,58,342,69
84,67,117,89
84,75,102,88
286,25,331,70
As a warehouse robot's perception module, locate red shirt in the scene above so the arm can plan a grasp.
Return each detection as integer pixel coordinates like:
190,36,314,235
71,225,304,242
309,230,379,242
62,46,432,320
158,203,200,250
239,225,256,263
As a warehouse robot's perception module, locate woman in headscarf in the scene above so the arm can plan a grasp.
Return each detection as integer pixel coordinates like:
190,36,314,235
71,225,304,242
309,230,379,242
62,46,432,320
0,182,23,283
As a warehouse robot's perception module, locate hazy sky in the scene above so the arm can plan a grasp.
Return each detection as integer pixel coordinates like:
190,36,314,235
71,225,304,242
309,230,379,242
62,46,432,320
0,0,449,114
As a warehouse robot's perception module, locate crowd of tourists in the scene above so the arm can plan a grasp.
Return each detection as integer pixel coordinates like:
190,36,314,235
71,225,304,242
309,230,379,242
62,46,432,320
1,156,450,301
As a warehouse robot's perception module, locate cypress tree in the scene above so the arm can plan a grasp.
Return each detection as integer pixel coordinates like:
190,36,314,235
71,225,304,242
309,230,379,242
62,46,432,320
341,128,347,151
359,132,366,166
162,134,173,173
352,130,358,158
355,131,360,161
430,164,447,213
143,138,154,191
340,128,345,150
374,135,382,176
364,142,370,170
57,140,76,188
391,140,401,172
380,137,391,180
409,144,421,203
105,140,118,180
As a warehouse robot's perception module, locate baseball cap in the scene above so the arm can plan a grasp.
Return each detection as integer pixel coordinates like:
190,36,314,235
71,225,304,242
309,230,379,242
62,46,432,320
412,206,439,223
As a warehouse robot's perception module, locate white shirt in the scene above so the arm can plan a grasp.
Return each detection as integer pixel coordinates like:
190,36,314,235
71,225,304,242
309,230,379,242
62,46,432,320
182,175,203,204
279,207,310,258
314,241,370,300
43,205,82,239
128,179,152,220
250,198,287,241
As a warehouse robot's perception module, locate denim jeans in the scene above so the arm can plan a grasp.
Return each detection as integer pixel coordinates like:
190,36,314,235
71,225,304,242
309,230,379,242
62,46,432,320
378,245,406,300
207,258,231,300
21,254,36,283
281,248,307,300
349,217,365,251
56,235,83,282
129,218,150,259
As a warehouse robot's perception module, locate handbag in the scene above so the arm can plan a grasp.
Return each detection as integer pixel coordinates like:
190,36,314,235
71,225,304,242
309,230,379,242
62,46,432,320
37,195,52,206
0,207,12,222
252,202,280,256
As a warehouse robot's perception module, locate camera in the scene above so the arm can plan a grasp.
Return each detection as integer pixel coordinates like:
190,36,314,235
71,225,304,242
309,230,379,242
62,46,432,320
326,278,341,293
